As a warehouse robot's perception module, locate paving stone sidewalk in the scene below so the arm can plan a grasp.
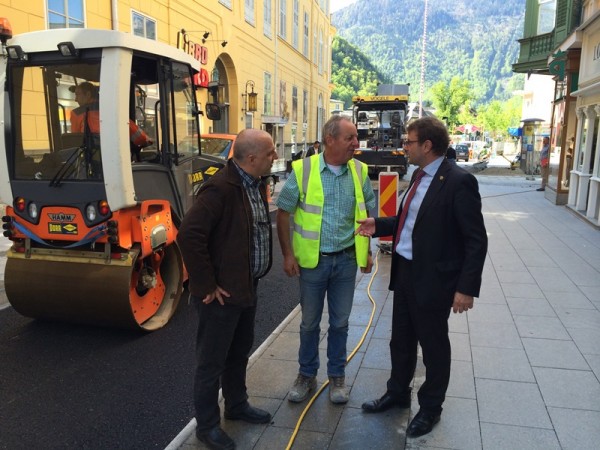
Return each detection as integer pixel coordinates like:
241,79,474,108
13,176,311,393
167,176,600,450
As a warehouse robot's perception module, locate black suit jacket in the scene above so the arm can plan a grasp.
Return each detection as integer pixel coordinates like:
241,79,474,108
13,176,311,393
374,159,487,309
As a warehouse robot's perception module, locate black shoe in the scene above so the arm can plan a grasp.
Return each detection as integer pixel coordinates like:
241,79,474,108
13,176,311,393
536,187,545,191
196,426,235,450
361,391,411,413
224,404,271,424
407,410,441,438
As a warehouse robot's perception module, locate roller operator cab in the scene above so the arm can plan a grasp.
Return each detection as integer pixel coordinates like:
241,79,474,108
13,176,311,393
0,23,224,330
352,84,409,178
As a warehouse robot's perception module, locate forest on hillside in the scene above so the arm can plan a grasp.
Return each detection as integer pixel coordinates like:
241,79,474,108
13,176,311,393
332,0,526,107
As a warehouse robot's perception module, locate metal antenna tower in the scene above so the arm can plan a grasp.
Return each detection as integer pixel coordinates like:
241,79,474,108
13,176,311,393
419,0,429,118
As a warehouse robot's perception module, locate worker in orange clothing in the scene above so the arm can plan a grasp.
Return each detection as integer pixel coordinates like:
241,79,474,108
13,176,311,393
70,82,153,150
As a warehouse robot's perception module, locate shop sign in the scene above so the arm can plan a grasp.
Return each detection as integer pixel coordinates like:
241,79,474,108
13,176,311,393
548,50,566,81
176,30,209,88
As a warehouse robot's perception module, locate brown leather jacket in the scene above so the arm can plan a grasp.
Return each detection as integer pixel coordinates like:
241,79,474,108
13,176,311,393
177,159,272,307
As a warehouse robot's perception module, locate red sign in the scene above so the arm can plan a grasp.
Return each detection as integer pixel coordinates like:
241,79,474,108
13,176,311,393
177,30,209,88
193,69,209,88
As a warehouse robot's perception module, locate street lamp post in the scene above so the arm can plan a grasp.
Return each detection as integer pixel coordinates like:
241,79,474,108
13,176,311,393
242,80,258,113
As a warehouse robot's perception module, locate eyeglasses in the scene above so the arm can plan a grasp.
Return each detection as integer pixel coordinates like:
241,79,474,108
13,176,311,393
403,139,420,146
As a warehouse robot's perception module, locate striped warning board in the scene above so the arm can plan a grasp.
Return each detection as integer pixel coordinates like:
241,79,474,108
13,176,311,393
378,172,399,243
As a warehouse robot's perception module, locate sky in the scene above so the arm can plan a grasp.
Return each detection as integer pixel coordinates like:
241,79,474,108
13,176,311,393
330,0,359,13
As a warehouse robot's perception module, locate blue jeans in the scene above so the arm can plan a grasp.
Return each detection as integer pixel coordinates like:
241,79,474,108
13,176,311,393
298,249,358,378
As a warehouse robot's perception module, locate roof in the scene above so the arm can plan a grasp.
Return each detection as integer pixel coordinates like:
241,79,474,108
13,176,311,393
7,28,200,72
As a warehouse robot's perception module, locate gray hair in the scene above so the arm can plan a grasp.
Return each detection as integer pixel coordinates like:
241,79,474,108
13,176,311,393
322,115,353,142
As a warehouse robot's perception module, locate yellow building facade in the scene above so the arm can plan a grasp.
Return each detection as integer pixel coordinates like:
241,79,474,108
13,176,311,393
2,0,334,161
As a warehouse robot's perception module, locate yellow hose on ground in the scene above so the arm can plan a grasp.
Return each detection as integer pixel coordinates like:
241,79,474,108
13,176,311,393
285,248,381,450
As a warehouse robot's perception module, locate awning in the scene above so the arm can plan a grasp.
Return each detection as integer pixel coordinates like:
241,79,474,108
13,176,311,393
261,115,289,124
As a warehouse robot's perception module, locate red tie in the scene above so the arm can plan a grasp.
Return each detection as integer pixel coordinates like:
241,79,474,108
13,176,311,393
394,170,426,247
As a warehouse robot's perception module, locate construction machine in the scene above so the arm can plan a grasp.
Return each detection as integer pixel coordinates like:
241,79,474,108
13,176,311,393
0,20,224,330
352,84,409,178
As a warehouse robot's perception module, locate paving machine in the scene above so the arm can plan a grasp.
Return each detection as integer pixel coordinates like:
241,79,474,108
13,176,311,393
0,21,224,330
352,84,409,178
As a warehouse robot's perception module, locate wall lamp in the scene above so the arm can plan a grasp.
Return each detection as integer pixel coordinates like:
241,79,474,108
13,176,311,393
242,80,258,113
202,39,227,48
6,45,27,61
57,41,78,57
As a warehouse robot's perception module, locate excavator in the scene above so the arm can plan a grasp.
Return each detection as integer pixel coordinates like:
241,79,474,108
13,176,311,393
0,19,224,330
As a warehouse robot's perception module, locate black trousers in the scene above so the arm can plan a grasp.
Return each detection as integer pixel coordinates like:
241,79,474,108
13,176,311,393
193,294,257,432
387,256,451,415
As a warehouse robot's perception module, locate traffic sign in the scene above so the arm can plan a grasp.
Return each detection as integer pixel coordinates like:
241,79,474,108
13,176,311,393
378,172,399,243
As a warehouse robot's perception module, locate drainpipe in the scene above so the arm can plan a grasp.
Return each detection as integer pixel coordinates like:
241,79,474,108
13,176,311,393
111,0,119,31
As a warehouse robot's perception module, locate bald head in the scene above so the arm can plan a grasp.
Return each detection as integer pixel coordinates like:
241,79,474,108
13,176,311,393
234,129,278,178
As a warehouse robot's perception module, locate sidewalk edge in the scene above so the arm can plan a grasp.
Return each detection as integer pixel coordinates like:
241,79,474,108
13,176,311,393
164,304,302,450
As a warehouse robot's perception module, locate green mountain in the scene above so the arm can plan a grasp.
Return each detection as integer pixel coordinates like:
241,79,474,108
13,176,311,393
330,37,392,109
332,0,526,107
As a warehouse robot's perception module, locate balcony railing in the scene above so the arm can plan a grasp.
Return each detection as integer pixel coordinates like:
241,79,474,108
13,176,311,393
521,32,555,59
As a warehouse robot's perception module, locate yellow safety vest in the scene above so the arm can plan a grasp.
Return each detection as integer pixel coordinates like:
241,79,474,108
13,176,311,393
291,155,370,269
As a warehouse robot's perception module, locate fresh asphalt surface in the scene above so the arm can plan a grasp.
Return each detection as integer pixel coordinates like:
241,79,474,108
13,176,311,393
0,210,300,450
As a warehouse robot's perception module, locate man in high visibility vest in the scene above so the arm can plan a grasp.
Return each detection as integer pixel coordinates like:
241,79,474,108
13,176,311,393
276,115,376,405
70,82,153,153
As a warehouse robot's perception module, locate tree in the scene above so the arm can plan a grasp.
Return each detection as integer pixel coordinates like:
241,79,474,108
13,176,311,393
478,97,522,140
429,77,474,129
331,36,390,109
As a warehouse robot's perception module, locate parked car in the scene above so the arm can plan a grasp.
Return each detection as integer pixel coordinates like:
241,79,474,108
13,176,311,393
200,133,236,160
199,133,279,197
455,144,470,162
174,133,236,160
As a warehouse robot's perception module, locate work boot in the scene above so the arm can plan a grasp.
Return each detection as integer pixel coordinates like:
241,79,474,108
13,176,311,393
287,374,317,403
328,376,349,404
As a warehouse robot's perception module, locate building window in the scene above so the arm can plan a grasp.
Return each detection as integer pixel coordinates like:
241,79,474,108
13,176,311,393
245,113,254,129
279,0,287,39
132,11,156,40
303,90,308,124
313,23,317,63
292,86,298,122
264,73,272,115
264,0,272,38
537,0,556,34
245,0,255,26
292,0,299,49
219,0,232,9
303,12,309,57
48,0,84,29
318,29,324,74
280,81,288,119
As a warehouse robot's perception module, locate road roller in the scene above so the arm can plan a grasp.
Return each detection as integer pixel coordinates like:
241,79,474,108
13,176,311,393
0,21,224,330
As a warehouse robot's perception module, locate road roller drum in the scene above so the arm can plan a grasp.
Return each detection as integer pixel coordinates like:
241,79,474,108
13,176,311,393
4,245,183,330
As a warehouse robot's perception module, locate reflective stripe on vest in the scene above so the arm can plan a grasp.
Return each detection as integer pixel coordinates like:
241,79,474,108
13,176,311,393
291,155,370,268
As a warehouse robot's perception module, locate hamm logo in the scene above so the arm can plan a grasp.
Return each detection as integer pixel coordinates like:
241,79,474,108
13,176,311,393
48,213,76,222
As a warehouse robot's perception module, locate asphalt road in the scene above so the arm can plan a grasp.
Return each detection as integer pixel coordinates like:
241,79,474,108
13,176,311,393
0,210,300,450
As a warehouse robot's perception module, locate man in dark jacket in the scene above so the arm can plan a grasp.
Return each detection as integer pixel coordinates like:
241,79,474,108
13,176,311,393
356,117,487,439
177,129,278,450
305,140,320,157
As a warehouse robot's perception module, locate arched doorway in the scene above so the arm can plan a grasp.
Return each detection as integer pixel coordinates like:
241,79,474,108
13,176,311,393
209,58,229,133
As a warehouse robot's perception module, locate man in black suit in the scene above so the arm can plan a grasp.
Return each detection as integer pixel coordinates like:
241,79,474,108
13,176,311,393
356,116,487,438
305,140,320,157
